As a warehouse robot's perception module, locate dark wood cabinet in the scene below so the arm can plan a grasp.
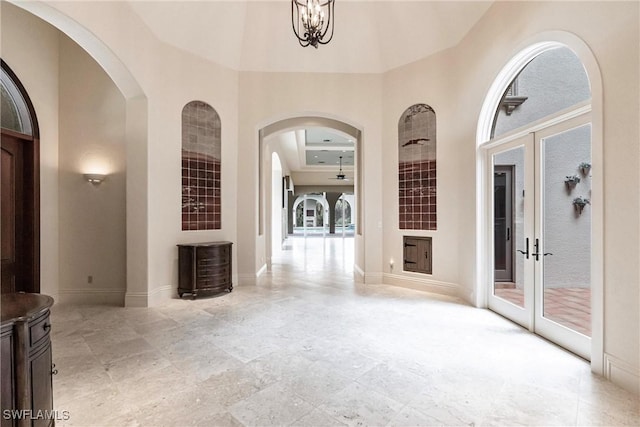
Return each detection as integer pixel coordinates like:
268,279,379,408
177,241,232,299
403,236,433,274
1,293,54,427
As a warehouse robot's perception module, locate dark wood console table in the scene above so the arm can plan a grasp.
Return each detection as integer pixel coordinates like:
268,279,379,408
177,241,232,299
1,293,55,427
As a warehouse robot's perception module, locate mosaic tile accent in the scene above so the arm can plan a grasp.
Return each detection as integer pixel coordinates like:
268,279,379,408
181,101,221,230
398,104,437,230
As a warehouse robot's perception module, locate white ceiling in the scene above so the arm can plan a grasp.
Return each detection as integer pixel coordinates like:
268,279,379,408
127,1,493,74
305,128,354,166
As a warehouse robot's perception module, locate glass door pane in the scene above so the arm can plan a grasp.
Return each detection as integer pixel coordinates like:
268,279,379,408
540,124,592,337
487,133,534,331
492,143,531,312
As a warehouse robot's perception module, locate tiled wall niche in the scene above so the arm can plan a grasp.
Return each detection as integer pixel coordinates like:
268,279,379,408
181,101,221,230
398,104,437,230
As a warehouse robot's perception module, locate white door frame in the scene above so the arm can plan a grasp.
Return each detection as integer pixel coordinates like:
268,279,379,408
483,107,593,360
486,134,535,330
475,33,604,374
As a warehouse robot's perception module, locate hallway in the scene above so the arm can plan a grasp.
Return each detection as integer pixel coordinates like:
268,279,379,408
49,236,638,426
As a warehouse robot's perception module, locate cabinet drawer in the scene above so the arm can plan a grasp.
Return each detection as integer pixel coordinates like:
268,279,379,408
197,265,230,278
196,246,229,259
29,312,51,348
197,255,230,267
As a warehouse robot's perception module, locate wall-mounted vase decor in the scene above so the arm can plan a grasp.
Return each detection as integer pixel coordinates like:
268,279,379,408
578,162,591,176
573,196,590,215
565,174,581,190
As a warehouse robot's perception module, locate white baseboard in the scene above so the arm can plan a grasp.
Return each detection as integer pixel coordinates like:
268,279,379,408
148,285,175,306
237,274,256,286
457,287,475,305
354,265,365,283
365,272,383,284
257,263,267,278
604,353,640,394
238,264,267,286
382,273,460,299
124,291,149,307
58,288,125,306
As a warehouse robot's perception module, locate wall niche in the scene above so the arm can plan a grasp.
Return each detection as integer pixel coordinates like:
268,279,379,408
398,104,436,230
181,101,221,230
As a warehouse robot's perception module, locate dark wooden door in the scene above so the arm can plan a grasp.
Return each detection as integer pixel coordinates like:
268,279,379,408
1,134,24,294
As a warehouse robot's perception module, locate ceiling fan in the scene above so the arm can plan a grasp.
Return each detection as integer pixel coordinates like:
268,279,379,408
329,156,351,181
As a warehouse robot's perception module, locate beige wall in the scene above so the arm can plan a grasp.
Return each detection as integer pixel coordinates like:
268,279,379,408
383,1,639,392
382,45,462,296
143,44,239,303
237,72,384,283
1,3,60,298
58,34,127,304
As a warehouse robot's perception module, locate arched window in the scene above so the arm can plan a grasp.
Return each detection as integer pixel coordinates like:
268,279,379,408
181,101,221,230
398,104,436,230
492,47,590,138
1,64,34,135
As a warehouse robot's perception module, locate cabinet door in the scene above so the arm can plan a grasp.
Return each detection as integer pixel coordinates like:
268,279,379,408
416,238,432,274
403,237,419,271
30,343,53,427
403,236,432,274
1,328,15,427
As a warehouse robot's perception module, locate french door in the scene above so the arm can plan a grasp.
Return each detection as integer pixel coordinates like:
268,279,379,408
487,112,592,360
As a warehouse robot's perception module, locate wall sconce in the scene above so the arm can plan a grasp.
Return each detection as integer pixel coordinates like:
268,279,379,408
84,173,106,184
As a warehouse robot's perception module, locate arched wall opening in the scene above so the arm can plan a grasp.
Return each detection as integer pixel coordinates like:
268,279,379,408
271,152,283,256
475,32,603,374
292,194,330,235
258,115,362,277
8,1,150,306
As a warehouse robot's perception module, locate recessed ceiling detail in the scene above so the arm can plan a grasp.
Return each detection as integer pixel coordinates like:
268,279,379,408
306,150,353,166
305,128,354,166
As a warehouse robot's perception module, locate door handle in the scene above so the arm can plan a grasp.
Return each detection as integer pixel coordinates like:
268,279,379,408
532,238,539,261
506,227,510,241
516,237,529,259
531,238,548,261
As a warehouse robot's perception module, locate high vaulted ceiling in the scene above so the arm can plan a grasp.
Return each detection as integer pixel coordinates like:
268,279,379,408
127,1,493,74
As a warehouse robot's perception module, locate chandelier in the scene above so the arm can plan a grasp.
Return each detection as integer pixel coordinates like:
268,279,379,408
291,0,335,48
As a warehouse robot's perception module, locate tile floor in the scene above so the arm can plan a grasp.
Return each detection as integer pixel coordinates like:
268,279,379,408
495,287,591,336
50,236,639,426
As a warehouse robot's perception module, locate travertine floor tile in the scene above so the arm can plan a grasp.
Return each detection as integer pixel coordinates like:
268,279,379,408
48,236,639,427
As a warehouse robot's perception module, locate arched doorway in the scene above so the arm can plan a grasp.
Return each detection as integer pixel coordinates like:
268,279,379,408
9,2,150,306
1,60,40,294
292,194,330,235
259,116,361,274
476,35,603,366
